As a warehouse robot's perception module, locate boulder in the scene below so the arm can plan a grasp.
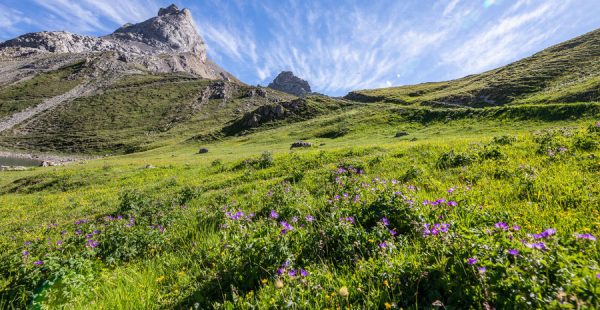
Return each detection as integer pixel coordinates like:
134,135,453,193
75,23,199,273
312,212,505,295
395,131,409,138
198,148,209,154
291,141,312,149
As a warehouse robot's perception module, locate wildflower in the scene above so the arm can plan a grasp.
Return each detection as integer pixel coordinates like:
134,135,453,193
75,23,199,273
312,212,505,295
56,240,63,246
340,217,355,224
288,269,297,277
277,267,285,275
478,267,487,274
275,279,284,289
381,217,390,226
156,276,165,283
575,233,596,241
383,280,389,288
75,230,82,235
85,234,93,239
512,225,521,231
353,195,360,202
305,215,314,222
338,286,349,297
33,260,43,265
532,228,556,239
385,302,392,310
597,274,600,279
526,242,547,250
300,269,309,277
291,216,299,223
447,201,458,207
22,251,29,256
508,249,519,256
467,258,478,265
86,240,99,248
269,210,279,219
378,242,388,249
447,187,455,193
280,221,294,234
261,279,268,285
495,222,509,231
389,229,397,236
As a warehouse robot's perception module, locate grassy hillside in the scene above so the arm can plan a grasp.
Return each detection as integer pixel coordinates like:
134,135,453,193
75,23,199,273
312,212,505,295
346,28,600,107
0,61,85,118
0,103,598,308
0,74,300,154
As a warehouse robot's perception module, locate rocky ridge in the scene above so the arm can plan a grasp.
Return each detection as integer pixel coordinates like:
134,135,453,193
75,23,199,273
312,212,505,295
268,71,312,97
0,4,233,80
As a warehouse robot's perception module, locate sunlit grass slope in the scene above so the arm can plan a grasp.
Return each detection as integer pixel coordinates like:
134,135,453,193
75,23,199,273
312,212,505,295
0,103,598,308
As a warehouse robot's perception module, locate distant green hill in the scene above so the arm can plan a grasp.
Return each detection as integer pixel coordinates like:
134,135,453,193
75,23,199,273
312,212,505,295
346,28,600,107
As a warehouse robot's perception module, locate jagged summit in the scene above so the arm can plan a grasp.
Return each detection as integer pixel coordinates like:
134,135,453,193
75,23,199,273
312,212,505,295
268,71,312,97
0,4,228,79
109,3,207,60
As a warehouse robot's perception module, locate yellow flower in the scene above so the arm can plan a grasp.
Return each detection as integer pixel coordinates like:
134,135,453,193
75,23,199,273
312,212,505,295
368,239,375,243
177,271,185,278
338,286,349,297
385,302,392,310
275,279,284,289
261,279,268,285
383,280,389,288
155,276,165,283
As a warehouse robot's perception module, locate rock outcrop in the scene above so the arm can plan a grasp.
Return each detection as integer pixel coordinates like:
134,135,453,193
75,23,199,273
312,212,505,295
0,4,232,80
268,71,312,97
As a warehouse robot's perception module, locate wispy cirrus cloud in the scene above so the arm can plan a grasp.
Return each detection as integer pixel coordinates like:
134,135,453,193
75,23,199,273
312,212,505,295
2,0,599,95
441,0,572,75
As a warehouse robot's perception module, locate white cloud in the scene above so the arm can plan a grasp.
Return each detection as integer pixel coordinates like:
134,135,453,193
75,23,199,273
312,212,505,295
442,0,571,75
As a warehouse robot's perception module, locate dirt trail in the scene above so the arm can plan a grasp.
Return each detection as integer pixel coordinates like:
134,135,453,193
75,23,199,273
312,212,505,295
0,80,97,133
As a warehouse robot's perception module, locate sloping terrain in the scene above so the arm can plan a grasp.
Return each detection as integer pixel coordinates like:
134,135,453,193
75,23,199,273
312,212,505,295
346,28,600,107
0,73,299,154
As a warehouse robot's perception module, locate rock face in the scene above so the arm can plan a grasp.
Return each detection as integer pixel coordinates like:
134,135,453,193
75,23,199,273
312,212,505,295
268,71,312,97
0,4,232,80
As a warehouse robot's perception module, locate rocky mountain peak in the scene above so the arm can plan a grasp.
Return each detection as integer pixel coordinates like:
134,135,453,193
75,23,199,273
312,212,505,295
158,4,182,16
0,4,233,80
110,3,206,59
268,71,312,97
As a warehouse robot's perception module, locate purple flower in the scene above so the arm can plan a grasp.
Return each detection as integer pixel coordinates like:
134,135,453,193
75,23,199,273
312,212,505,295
86,240,99,249
447,201,458,207
378,242,388,249
532,228,556,239
277,267,285,275
597,273,600,279
33,260,44,265
57,240,63,246
526,242,547,250
288,269,297,277
381,217,389,226
300,269,309,277
270,210,279,219
576,233,596,241
280,221,294,234
389,229,397,236
85,234,93,239
447,188,455,193
22,251,29,256
512,225,521,231
305,215,314,222
478,267,487,273
507,249,519,256
353,195,360,202
75,229,82,235
291,216,299,223
495,222,509,231
340,217,355,224
467,258,478,265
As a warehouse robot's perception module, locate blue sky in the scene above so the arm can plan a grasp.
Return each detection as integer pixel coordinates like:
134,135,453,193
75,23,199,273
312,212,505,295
1,0,599,95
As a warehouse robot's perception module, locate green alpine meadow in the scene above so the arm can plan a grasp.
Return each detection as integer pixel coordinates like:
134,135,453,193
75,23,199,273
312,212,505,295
0,2,599,309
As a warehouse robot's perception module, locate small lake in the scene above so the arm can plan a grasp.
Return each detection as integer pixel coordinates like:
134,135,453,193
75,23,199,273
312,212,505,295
0,156,42,167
